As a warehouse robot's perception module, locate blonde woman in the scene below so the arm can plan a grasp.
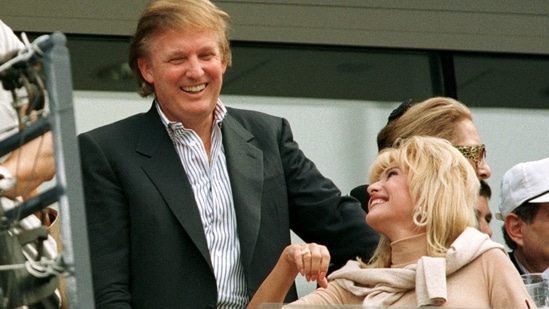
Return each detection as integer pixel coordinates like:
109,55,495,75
352,97,494,236
249,136,533,308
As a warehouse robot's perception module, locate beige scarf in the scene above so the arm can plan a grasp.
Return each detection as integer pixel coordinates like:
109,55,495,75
328,227,505,307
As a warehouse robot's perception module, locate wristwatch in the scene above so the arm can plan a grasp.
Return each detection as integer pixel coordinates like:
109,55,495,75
0,165,16,191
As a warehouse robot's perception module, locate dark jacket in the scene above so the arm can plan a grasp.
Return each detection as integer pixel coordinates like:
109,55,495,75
509,251,526,275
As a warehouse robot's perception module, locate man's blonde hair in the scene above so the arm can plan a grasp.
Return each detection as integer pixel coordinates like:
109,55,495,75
128,0,232,97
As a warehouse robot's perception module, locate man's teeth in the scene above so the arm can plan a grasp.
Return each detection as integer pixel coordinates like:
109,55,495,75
181,84,206,92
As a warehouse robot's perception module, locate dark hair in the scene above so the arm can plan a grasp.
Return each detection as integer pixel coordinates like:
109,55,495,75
502,202,540,249
479,179,491,199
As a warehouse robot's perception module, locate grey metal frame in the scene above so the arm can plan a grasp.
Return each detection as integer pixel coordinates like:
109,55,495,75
43,31,94,309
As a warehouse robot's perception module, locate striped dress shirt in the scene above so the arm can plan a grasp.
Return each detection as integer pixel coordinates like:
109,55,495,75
156,101,248,308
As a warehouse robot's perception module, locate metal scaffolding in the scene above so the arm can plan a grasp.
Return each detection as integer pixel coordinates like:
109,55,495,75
0,32,94,308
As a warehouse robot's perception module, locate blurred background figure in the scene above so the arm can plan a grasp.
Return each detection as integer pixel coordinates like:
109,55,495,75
1,18,65,308
476,179,493,237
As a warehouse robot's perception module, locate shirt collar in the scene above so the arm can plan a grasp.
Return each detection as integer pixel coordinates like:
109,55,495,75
155,98,227,130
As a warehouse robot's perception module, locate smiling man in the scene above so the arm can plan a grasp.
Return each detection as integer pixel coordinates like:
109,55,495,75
77,1,379,308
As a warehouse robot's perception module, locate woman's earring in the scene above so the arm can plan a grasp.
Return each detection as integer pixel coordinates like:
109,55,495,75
413,209,427,227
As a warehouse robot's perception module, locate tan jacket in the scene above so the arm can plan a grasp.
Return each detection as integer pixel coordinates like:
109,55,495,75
288,228,534,308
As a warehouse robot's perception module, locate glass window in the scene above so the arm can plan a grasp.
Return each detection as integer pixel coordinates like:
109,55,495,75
454,54,549,109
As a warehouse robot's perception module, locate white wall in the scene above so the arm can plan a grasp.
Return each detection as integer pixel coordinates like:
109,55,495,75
72,90,549,296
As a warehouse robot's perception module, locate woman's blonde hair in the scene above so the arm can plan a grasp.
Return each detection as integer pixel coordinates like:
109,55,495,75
377,97,473,151
365,136,479,268
128,0,232,97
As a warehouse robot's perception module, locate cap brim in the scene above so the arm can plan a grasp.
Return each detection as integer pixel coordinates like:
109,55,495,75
529,191,549,204
497,191,549,221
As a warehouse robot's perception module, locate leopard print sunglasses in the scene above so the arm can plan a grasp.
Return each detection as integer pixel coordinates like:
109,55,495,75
455,144,486,168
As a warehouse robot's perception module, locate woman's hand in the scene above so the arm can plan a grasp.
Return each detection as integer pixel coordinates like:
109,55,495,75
247,243,331,309
282,243,330,288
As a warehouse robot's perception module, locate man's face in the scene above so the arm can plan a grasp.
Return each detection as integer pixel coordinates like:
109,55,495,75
475,195,493,237
513,202,549,272
138,27,227,127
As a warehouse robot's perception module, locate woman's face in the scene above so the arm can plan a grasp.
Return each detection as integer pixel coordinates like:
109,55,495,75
453,119,492,180
366,164,423,241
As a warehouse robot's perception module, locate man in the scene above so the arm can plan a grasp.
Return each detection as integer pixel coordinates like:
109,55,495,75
497,157,549,274
78,0,378,308
476,180,493,237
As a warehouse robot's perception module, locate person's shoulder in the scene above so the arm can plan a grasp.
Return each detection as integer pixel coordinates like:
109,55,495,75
479,246,509,259
78,112,150,142
0,19,24,55
474,245,514,270
225,106,286,131
226,106,282,122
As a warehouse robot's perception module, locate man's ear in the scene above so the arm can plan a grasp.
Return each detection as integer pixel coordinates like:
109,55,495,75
221,60,227,75
505,213,524,247
137,58,153,83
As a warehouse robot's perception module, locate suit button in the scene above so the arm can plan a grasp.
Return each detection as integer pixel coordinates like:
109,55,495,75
205,305,215,309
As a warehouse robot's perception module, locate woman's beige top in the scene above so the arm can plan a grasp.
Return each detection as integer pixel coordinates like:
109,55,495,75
287,228,534,308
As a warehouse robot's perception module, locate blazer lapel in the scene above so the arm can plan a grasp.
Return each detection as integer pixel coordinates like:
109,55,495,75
222,114,263,272
135,106,212,270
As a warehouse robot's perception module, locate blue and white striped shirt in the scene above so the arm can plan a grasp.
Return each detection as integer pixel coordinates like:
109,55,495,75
157,100,248,308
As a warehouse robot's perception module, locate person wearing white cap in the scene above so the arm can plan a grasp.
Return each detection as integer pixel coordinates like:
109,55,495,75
497,157,549,274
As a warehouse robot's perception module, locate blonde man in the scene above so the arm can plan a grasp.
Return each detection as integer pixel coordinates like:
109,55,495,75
79,1,378,308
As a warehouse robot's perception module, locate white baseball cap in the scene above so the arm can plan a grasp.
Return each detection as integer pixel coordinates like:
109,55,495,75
496,157,549,220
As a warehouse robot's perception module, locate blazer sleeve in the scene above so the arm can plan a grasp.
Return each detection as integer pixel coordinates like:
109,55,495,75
276,117,379,271
79,132,132,308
